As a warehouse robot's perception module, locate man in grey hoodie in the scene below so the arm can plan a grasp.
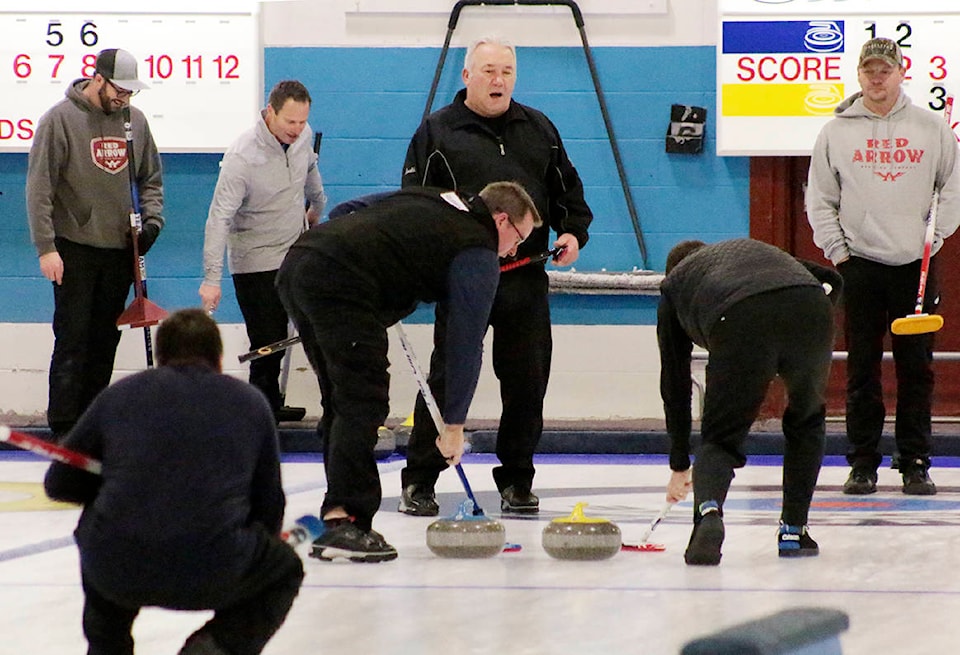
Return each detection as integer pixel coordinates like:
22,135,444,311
26,48,164,440
806,37,960,496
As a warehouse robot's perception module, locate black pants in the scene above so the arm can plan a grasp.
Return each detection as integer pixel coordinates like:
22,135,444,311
402,266,552,494
693,287,834,526
48,238,133,437
81,526,304,655
234,270,291,413
839,256,937,472
276,250,388,531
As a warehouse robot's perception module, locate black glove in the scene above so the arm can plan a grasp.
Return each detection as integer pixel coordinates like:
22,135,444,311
138,220,161,255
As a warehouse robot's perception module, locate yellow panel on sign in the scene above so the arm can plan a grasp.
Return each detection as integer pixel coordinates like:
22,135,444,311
722,83,845,116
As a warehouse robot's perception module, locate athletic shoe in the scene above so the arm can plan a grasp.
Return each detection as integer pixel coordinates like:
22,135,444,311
842,467,877,495
684,502,724,566
778,523,819,558
310,519,397,563
398,484,439,516
902,462,937,495
500,486,539,513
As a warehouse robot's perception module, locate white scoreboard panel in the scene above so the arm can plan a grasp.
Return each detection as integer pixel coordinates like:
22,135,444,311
0,10,260,152
718,0,959,156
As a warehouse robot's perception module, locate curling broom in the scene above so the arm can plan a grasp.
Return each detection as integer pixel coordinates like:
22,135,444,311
891,94,953,336
392,321,485,516
621,501,673,552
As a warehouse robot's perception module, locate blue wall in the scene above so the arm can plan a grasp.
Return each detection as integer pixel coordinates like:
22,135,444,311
0,45,748,326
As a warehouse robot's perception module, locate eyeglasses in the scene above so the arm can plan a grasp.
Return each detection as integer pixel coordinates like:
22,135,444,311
106,79,139,98
508,219,527,246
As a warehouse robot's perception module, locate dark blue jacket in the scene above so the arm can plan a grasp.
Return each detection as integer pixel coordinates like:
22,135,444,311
44,364,283,606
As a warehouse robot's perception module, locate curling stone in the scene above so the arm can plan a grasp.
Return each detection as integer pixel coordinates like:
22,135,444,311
542,502,621,561
374,426,396,460
426,499,505,558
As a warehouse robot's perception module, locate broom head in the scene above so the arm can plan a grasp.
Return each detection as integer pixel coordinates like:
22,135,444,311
117,296,168,329
891,313,943,336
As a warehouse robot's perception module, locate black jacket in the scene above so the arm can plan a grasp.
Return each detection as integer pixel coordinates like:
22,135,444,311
402,89,592,260
657,239,842,470
287,187,501,423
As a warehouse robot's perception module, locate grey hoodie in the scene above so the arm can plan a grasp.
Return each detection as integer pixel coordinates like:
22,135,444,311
26,79,164,256
806,90,960,266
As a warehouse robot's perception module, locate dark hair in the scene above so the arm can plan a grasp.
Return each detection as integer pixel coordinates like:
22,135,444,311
268,80,311,113
665,240,707,274
156,309,223,369
478,181,543,228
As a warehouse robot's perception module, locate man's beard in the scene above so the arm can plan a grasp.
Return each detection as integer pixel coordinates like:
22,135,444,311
98,85,121,116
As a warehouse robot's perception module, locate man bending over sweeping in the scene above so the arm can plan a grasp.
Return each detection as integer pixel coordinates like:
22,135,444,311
657,238,841,566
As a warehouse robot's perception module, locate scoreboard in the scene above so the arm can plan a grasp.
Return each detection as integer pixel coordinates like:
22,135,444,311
0,9,260,152
718,0,959,156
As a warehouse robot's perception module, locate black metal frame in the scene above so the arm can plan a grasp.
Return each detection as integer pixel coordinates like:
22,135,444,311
421,0,648,268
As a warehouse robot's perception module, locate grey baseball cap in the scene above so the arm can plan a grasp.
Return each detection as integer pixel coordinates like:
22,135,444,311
94,48,149,91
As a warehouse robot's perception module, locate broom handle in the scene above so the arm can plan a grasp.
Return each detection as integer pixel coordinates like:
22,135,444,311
638,501,674,544
914,95,954,315
392,322,483,514
913,196,937,315
0,426,102,475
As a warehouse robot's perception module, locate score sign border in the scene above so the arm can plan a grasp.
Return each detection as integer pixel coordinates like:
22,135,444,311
717,4,958,157
0,10,262,153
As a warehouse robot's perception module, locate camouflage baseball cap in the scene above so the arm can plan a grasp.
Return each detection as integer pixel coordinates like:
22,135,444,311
858,38,903,68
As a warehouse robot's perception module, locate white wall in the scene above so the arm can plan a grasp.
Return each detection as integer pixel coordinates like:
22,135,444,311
261,0,715,47
0,322,674,425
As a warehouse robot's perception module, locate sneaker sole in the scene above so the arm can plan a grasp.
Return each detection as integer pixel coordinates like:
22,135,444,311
842,485,876,495
779,547,819,558
397,501,439,517
310,546,398,563
902,486,937,496
684,515,724,566
501,505,539,514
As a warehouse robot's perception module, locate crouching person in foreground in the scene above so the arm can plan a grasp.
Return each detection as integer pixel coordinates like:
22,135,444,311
44,308,304,655
658,239,841,566
276,182,540,563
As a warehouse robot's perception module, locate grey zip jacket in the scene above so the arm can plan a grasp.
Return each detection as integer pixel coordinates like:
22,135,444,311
202,110,326,284
806,90,960,265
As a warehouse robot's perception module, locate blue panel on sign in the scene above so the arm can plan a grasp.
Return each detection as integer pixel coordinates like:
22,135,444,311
722,20,845,54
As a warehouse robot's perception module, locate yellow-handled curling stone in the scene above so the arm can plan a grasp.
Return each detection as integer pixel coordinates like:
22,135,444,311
542,502,621,561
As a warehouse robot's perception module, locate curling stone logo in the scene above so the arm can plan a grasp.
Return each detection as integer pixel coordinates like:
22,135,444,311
803,21,843,53
90,137,128,174
804,84,844,116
